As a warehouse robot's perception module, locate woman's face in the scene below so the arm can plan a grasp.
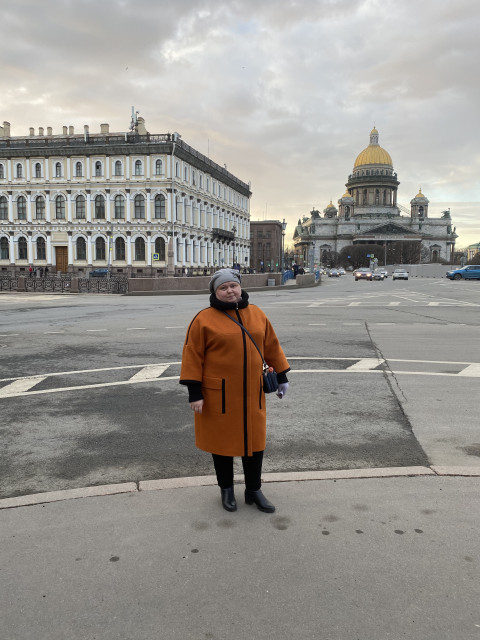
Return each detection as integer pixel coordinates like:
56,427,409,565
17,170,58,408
215,281,242,303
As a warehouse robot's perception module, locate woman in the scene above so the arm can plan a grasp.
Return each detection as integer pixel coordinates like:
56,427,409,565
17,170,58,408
180,268,290,513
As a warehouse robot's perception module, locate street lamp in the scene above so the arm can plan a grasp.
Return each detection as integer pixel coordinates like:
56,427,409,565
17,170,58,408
281,218,287,272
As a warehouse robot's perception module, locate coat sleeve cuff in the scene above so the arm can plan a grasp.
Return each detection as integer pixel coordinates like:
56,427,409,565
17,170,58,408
186,382,204,402
276,370,289,384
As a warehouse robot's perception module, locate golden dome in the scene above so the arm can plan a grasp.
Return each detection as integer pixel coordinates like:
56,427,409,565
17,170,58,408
354,145,392,168
341,189,351,198
354,127,393,168
325,200,336,209
415,188,426,198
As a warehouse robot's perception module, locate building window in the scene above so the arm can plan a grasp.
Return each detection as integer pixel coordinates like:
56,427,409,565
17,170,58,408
55,162,62,178
206,178,210,192
18,237,27,260
35,196,45,219
114,194,125,219
0,165,4,179
95,237,106,261
115,237,125,261
154,194,166,219
55,195,65,219
155,237,166,261
95,194,105,219
75,162,83,177
76,237,86,260
175,196,181,221
375,189,379,205
95,161,102,177
192,170,196,186
35,163,42,178
175,162,179,178
0,196,7,220
155,159,163,175
114,160,122,176
184,166,188,181
16,164,23,178
199,174,203,189
134,160,142,176
0,236,9,260
134,194,145,219
16,196,26,219
135,237,145,261
36,237,46,260
363,189,367,205
76,195,86,219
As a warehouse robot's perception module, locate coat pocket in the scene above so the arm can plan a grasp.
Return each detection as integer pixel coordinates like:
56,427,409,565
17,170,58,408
202,376,226,414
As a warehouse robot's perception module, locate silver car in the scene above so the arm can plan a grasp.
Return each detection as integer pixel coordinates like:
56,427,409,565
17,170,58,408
392,268,409,280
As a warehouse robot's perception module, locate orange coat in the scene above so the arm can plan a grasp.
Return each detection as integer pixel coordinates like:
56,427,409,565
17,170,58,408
180,304,290,457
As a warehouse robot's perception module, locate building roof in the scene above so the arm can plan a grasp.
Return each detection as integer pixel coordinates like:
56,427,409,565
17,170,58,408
354,127,393,168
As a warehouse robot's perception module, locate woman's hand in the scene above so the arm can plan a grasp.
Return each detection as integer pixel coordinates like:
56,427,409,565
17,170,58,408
190,399,204,414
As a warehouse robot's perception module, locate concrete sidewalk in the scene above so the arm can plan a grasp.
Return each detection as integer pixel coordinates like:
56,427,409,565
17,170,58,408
1,473,479,640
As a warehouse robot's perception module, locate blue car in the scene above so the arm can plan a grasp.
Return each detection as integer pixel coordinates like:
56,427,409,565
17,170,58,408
446,265,480,280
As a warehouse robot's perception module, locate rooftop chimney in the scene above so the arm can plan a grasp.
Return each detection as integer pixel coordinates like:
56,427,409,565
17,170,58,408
3,122,10,137
63,126,68,135
100,123,109,134
39,127,44,136
47,127,52,136
69,126,74,135
30,128,35,137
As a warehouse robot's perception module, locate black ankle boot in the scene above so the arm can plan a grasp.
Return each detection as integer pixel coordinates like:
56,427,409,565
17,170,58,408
245,489,275,513
220,487,237,512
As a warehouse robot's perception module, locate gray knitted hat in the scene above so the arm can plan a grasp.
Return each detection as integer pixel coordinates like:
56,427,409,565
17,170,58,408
209,268,242,293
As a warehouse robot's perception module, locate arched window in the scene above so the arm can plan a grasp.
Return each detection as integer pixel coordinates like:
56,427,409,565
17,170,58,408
55,162,62,178
344,205,350,220
75,195,86,219
154,194,166,219
95,161,102,177
95,194,105,219
36,237,46,260
418,206,424,217
155,159,163,175
114,161,122,176
134,194,145,219
0,196,8,220
16,164,23,178
18,237,28,260
17,196,26,220
114,194,125,219
175,196,181,221
75,162,83,177
0,165,4,179
134,160,142,176
55,195,65,219
76,237,86,260
35,196,45,219
135,237,145,261
155,237,165,261
95,237,106,261
115,237,125,261
0,236,9,260
35,163,42,178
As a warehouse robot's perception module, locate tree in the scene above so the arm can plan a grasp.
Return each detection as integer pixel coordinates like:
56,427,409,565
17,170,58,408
467,252,480,265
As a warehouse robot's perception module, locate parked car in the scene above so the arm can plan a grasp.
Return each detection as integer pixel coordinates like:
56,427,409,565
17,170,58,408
392,268,409,280
446,265,480,280
89,268,111,278
354,268,373,281
328,269,340,277
374,268,388,278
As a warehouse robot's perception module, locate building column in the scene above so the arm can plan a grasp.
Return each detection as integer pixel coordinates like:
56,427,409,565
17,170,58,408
9,235,15,265
27,235,34,263
87,234,93,265
126,234,132,266
146,235,152,266
67,233,73,265
126,195,131,222
146,193,151,222
46,234,53,264
86,194,92,222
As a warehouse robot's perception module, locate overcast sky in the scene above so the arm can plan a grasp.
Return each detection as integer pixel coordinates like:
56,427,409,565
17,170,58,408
1,0,479,248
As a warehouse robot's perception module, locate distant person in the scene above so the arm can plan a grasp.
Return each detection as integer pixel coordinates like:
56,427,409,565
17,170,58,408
39,267,44,277
180,268,290,514
28,266,33,278
293,264,298,278
44,266,49,276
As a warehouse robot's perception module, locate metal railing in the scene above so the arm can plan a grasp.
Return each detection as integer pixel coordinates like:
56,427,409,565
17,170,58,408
24,277,72,292
78,276,128,294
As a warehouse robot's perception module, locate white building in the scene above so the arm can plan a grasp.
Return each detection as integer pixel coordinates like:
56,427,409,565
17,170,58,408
293,128,457,267
0,116,251,276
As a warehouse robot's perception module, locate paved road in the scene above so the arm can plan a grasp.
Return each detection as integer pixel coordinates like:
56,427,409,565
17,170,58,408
1,276,479,499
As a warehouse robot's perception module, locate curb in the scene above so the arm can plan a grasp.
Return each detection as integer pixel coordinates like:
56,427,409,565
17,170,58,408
1,465,480,510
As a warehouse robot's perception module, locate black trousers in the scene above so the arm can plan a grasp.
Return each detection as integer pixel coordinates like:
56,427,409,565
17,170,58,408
212,450,264,491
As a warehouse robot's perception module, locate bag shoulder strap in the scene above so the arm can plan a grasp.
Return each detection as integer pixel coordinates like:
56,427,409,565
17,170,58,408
219,310,267,368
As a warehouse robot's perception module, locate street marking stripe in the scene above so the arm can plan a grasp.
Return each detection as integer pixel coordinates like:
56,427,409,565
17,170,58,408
128,364,170,382
0,376,47,397
457,364,480,377
86,329,107,332
0,362,181,383
345,358,383,371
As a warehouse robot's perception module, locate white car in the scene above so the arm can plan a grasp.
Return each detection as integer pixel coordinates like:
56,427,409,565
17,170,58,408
392,268,409,280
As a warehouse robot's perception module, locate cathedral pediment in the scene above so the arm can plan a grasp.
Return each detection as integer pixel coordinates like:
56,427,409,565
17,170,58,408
364,222,417,235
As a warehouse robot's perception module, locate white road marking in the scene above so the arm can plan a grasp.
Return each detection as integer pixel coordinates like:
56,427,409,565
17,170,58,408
86,329,107,332
388,302,401,306
126,327,146,331
44,331,65,334
308,323,327,326
345,358,383,371
128,364,170,381
165,326,185,329
457,364,480,377
0,376,47,397
0,334,20,336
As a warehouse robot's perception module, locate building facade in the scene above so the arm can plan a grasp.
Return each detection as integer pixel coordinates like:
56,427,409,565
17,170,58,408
0,117,251,276
293,128,457,267
250,220,285,272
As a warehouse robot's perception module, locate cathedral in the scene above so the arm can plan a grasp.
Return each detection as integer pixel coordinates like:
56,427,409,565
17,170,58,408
293,127,457,267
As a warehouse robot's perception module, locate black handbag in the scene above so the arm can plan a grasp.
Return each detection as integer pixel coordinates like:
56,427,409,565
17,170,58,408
220,311,279,393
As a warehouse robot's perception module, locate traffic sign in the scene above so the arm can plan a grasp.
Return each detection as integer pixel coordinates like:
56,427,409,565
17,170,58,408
152,253,160,261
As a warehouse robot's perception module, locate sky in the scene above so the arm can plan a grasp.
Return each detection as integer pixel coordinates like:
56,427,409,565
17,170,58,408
1,0,479,249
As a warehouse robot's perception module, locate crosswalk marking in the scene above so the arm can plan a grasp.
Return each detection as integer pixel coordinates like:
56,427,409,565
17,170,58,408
0,376,47,397
345,358,383,371
457,364,480,377
128,365,170,382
